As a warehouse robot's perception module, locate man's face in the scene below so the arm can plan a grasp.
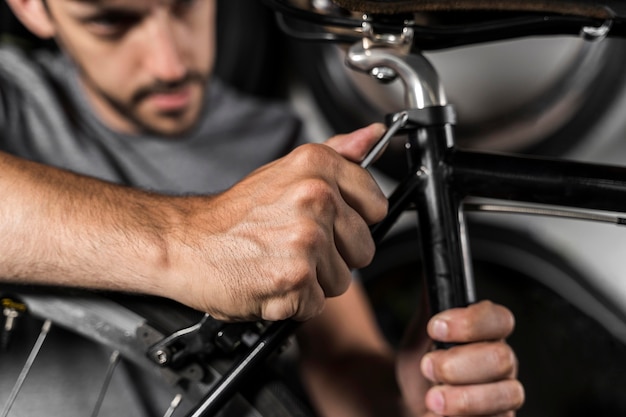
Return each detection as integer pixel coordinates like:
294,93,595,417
46,0,216,136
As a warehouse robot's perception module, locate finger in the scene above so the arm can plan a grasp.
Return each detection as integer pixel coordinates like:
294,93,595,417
285,143,387,225
428,300,515,343
261,276,327,322
324,123,387,163
334,160,388,225
293,280,327,321
425,380,525,416
315,240,354,298
324,123,389,224
333,202,377,269
282,177,361,296
421,341,517,385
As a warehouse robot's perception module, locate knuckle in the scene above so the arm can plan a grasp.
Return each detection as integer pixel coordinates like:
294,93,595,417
457,389,473,414
264,260,312,299
291,178,338,217
291,143,336,168
291,219,328,252
455,316,474,340
262,299,297,321
490,343,516,375
479,299,496,308
295,177,335,201
480,300,516,334
284,258,315,290
437,354,456,381
476,299,496,314
261,268,327,321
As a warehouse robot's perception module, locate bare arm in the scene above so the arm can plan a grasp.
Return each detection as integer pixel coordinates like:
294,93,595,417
0,150,177,295
0,124,388,322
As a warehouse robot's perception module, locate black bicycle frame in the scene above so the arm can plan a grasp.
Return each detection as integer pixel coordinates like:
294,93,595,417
184,11,626,417
374,110,626,319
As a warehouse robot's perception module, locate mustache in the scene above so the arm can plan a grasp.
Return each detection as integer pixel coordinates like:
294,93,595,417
132,71,207,104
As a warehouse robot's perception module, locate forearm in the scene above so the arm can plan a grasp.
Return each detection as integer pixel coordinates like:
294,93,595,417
0,151,180,296
0,125,389,322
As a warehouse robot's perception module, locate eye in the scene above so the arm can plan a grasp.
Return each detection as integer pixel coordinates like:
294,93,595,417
83,12,141,38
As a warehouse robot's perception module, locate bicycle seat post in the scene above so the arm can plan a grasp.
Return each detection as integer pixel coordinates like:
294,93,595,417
346,19,446,108
347,19,476,319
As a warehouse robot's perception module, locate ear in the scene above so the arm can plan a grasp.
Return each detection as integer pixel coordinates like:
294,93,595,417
5,0,56,39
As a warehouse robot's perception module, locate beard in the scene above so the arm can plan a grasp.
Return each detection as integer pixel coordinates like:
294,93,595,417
84,70,210,137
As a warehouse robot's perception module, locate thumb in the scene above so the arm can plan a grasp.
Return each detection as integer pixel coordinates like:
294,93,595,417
324,123,386,164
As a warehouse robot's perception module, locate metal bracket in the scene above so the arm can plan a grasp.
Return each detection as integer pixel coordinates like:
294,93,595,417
361,17,414,51
147,314,263,369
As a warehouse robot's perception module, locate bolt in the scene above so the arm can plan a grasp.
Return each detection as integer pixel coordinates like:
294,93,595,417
370,67,397,83
153,349,169,365
1,298,26,351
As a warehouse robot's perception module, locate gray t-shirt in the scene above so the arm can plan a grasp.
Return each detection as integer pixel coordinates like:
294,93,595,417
0,45,306,417
0,45,303,193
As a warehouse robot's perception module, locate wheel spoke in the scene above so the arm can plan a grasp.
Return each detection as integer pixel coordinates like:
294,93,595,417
1,319,52,417
90,350,121,417
163,393,183,417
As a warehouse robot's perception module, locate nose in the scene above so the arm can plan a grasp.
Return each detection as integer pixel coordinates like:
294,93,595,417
144,14,187,82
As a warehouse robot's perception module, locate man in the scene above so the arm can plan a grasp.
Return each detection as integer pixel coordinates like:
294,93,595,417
0,0,523,415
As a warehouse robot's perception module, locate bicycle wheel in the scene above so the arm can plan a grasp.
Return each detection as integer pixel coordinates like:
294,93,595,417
0,286,315,417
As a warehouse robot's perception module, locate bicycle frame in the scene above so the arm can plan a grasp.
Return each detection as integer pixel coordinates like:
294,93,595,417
183,8,626,416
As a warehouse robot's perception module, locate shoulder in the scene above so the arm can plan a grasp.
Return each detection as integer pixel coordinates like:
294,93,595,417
0,45,36,89
0,45,48,83
0,44,66,101
0,45,82,160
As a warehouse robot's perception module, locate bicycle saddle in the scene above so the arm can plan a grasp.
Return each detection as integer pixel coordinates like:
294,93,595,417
331,0,623,19
267,0,626,49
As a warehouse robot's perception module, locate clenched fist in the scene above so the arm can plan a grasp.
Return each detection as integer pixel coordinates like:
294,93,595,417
165,124,388,321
